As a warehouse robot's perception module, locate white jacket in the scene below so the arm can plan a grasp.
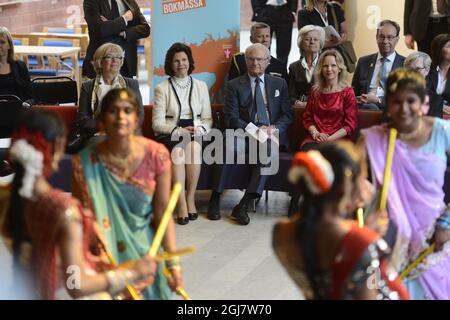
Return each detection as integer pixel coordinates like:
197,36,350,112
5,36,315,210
152,77,213,136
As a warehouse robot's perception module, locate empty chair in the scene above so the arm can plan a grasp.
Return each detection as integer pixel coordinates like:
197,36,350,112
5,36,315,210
30,77,78,105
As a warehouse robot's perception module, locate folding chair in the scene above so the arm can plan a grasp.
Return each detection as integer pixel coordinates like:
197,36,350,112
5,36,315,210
31,76,78,105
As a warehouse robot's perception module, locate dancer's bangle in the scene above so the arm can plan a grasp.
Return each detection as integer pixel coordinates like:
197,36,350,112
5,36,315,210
165,256,181,269
105,269,136,295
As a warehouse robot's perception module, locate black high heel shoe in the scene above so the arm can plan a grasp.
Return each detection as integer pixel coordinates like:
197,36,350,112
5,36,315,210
188,213,198,221
177,217,190,225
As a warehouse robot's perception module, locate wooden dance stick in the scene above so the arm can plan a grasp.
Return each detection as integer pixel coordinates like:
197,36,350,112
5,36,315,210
147,183,192,299
379,128,397,211
357,208,364,228
399,243,436,280
156,246,196,262
162,268,192,300
148,182,182,257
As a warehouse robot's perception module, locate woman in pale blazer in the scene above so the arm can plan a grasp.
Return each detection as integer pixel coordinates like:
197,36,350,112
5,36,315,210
153,42,212,225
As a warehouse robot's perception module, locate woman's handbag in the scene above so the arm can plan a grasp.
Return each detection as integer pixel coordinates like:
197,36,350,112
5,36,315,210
329,2,357,73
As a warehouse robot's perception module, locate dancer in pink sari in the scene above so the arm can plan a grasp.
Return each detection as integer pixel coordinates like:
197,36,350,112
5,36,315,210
360,68,450,299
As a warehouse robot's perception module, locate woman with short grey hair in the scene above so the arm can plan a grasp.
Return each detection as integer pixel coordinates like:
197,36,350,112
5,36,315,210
288,25,325,107
70,43,143,153
404,51,432,77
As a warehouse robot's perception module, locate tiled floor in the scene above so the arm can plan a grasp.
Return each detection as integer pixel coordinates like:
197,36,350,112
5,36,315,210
173,190,303,300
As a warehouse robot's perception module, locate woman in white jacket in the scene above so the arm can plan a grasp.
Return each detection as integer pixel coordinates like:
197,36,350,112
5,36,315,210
153,42,212,225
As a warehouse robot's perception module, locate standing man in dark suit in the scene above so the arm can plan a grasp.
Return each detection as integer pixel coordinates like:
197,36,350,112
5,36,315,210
228,22,287,82
207,43,293,224
83,0,150,79
404,0,450,55
352,20,405,110
251,0,298,66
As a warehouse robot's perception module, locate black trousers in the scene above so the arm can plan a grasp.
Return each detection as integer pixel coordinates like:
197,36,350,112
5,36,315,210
120,58,132,78
255,5,294,66
211,133,279,196
418,17,449,55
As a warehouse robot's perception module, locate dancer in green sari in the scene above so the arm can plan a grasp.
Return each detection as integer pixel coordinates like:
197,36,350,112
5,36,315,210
73,88,183,300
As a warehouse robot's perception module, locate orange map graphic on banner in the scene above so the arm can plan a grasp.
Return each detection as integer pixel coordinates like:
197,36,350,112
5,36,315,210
154,31,238,102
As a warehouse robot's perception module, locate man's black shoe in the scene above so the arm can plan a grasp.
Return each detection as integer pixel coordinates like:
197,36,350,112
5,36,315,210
207,196,221,220
231,202,250,225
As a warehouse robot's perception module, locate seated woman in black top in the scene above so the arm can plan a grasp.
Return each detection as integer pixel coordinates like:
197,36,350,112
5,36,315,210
297,0,347,49
0,27,32,104
288,25,325,107
428,33,450,115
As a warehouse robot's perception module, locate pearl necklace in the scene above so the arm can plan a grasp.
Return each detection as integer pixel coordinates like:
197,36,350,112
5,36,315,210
172,76,191,90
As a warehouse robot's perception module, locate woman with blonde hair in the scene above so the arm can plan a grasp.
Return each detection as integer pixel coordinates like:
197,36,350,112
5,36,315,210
0,26,32,104
289,49,357,216
72,43,143,153
301,49,357,149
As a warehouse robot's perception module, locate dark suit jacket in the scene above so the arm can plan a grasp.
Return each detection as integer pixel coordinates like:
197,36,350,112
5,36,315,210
83,0,150,78
287,59,315,105
9,60,32,103
76,77,143,133
224,73,293,147
251,0,297,24
428,66,450,116
404,0,450,42
352,52,406,97
228,53,287,82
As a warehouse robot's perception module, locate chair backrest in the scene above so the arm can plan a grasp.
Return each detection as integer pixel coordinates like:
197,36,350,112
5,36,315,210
0,94,21,102
43,27,82,34
0,96,25,138
31,77,78,105
12,38,29,46
38,38,80,48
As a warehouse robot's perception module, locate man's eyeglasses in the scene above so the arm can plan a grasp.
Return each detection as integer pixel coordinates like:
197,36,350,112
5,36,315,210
103,55,124,61
245,57,269,63
377,35,398,42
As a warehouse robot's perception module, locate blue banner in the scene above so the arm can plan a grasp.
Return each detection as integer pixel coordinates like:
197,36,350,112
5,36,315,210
151,0,240,103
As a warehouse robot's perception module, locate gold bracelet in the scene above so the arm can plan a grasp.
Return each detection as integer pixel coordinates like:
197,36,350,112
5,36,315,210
165,256,181,269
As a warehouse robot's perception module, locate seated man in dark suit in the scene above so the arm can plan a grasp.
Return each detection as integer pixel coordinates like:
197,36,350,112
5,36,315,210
83,0,150,79
228,22,287,82
352,20,405,110
208,43,293,225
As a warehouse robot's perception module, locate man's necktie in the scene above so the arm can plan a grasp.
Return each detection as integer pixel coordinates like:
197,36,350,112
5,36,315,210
111,0,120,19
254,77,270,126
437,0,448,15
379,57,389,90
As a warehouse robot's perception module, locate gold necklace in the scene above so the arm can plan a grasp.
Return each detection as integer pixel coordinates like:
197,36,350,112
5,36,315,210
397,119,423,141
103,144,135,176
